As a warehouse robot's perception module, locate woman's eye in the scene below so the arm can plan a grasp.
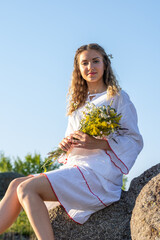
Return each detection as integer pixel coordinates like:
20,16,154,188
93,60,99,63
82,62,88,66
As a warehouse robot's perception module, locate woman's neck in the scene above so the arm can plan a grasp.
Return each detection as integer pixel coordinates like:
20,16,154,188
87,82,107,95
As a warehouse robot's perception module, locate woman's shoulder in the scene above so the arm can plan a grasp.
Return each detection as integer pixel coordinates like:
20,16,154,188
69,105,84,119
113,89,131,104
109,89,134,112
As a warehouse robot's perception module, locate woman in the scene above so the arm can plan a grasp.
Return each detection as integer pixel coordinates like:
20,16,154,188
0,43,143,240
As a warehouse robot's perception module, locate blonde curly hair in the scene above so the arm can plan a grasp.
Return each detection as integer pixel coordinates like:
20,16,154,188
67,43,121,115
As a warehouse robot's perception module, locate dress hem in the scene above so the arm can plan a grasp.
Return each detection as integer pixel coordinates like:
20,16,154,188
40,173,82,225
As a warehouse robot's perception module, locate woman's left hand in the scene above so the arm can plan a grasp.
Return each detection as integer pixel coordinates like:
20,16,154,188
70,131,111,151
70,131,99,149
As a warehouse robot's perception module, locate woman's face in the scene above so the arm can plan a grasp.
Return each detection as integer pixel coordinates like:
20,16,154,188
78,49,105,85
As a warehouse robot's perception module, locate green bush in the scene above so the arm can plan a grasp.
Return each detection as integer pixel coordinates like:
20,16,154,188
0,154,13,172
122,175,128,191
0,152,59,175
0,207,36,239
5,210,34,236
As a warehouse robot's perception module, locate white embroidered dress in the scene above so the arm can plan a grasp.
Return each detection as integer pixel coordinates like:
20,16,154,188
34,90,143,224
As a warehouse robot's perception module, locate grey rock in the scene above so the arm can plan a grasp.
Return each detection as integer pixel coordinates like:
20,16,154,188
0,172,24,199
131,173,160,240
49,163,160,240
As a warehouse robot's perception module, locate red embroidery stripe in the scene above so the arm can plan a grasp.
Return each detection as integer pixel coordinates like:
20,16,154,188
104,137,129,175
75,165,108,207
58,156,67,164
40,173,82,225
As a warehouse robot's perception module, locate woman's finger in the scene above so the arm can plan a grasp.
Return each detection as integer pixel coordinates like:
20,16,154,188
71,131,86,141
59,138,72,151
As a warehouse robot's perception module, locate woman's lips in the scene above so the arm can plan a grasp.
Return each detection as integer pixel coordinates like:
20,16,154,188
88,72,96,75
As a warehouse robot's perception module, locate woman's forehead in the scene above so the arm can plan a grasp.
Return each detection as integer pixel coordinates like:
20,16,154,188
78,49,103,62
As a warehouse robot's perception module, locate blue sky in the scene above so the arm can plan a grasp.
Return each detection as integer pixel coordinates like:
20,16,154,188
0,0,160,187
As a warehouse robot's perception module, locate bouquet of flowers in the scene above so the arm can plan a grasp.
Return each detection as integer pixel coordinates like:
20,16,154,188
42,101,123,170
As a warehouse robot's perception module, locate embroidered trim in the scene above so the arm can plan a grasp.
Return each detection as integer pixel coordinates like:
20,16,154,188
103,137,129,175
75,165,108,207
58,156,68,164
40,173,82,225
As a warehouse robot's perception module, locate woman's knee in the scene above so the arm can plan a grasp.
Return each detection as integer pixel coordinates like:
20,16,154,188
16,179,34,202
17,175,58,202
9,177,25,191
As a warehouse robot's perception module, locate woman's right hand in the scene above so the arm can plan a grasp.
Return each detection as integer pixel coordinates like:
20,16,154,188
59,136,72,152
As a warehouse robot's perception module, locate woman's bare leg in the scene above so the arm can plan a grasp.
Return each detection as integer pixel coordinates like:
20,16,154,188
17,175,58,240
0,176,33,234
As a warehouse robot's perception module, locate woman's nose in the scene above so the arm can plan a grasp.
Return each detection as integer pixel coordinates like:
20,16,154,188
88,62,94,70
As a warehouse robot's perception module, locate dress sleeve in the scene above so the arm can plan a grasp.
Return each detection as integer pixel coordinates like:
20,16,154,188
105,91,143,175
65,115,74,137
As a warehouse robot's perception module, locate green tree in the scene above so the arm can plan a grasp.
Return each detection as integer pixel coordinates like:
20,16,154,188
13,153,58,176
0,153,13,172
0,152,58,175
13,154,42,175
